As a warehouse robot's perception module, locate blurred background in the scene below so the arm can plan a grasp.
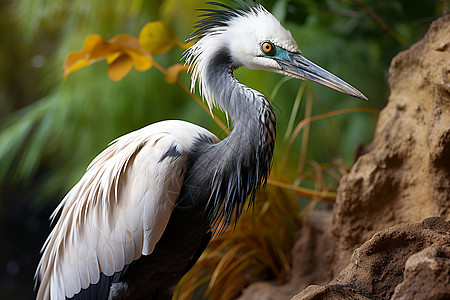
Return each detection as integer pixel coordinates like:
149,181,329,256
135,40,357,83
0,0,447,298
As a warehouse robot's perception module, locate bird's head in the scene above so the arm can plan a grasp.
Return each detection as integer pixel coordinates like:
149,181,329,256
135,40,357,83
185,1,367,107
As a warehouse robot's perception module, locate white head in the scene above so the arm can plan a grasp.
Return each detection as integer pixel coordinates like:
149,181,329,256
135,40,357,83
185,1,367,110
220,4,300,71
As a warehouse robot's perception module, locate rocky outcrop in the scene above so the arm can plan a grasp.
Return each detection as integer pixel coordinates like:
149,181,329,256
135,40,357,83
294,14,450,300
332,14,450,274
293,217,450,300
240,14,450,300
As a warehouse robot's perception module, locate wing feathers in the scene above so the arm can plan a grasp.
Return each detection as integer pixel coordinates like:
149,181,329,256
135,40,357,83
36,120,217,300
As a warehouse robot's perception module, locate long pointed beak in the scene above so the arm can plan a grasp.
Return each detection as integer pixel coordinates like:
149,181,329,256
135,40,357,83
275,51,368,101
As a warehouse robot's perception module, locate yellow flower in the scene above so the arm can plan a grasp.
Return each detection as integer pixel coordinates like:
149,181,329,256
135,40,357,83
64,34,153,81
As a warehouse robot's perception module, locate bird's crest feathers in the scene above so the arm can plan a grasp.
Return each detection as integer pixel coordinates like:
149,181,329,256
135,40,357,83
184,1,299,113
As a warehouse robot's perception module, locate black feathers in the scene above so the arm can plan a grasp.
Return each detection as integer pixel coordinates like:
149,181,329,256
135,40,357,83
187,1,256,43
158,144,182,163
70,266,129,299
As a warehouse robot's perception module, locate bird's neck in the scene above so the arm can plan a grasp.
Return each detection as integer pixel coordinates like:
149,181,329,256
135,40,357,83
196,52,276,231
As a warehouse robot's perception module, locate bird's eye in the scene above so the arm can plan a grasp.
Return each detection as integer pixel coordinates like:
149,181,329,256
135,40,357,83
261,41,276,56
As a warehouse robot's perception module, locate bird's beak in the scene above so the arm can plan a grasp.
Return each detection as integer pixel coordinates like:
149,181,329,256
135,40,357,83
275,51,368,101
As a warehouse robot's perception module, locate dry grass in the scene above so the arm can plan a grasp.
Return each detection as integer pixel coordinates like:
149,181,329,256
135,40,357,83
174,186,302,300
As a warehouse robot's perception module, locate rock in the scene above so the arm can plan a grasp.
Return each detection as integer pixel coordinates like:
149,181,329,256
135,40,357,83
291,285,372,300
391,245,450,300
292,217,450,300
332,13,450,275
292,14,450,300
240,15,450,300
289,209,335,289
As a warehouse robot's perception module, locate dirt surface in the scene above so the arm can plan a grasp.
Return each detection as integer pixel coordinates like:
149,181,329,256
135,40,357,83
239,14,450,300
293,217,450,300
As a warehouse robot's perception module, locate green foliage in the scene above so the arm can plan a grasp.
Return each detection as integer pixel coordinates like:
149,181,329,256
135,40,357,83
0,0,203,206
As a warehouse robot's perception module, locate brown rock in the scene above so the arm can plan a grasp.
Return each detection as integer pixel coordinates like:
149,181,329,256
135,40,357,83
292,217,450,300
292,284,372,300
290,209,335,289
291,15,450,300
240,15,450,300
391,245,450,300
332,13,450,275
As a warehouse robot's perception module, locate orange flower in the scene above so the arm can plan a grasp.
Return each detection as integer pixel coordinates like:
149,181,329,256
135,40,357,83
64,34,153,81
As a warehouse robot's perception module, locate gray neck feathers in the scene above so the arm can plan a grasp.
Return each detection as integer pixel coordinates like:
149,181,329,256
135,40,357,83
193,50,276,231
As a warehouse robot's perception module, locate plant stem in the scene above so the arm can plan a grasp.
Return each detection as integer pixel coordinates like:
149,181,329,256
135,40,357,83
267,178,335,202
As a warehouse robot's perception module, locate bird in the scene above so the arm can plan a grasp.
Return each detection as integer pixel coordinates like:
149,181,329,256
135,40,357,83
35,1,367,299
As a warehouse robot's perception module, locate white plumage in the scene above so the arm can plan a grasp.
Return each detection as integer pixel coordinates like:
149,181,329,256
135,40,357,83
36,120,218,299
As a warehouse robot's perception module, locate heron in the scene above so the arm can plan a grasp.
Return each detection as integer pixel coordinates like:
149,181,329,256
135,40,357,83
36,1,367,299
